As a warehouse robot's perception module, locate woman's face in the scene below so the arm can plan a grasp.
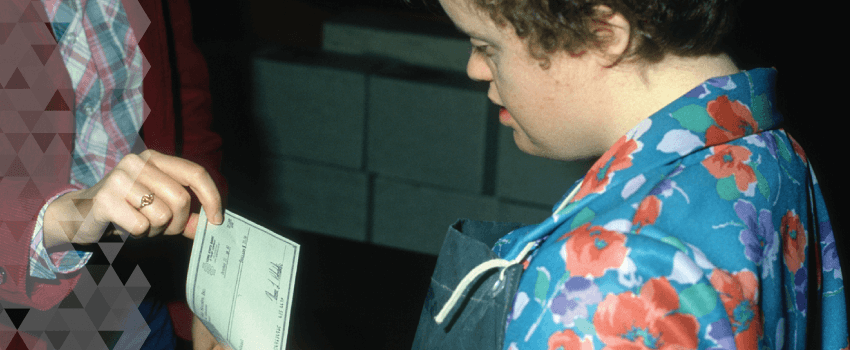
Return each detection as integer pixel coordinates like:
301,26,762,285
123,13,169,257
439,0,621,160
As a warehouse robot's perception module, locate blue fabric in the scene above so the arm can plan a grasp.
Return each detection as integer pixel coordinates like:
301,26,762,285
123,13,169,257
139,299,176,350
413,220,526,350
494,68,848,350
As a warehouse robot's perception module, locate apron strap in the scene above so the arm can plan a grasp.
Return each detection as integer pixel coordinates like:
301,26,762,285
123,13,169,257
434,241,537,324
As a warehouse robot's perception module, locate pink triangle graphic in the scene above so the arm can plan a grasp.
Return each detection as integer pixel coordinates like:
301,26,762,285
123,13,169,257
18,178,43,199
5,69,30,89
31,133,55,153
4,221,31,243
0,155,14,176
0,23,16,45
5,156,29,177
18,111,42,132
31,44,57,65
44,90,71,111
18,2,47,23
31,155,63,178
0,91,14,111
4,133,29,153
58,133,74,151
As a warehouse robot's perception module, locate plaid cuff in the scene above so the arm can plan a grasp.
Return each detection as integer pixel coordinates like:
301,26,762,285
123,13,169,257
29,189,93,279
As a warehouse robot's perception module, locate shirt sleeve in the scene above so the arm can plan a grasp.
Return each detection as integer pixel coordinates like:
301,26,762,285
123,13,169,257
0,0,83,311
28,190,93,280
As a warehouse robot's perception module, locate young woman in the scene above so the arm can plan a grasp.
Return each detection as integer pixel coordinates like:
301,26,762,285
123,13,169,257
413,0,848,349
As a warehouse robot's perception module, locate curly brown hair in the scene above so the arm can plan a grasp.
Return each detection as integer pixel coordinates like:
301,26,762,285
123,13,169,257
468,0,739,66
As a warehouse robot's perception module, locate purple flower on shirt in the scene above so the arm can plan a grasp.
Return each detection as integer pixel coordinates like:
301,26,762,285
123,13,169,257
794,268,807,315
735,199,778,278
650,178,674,197
686,84,711,99
550,277,602,327
650,166,689,201
820,221,843,279
707,76,737,90
757,133,778,158
706,319,736,350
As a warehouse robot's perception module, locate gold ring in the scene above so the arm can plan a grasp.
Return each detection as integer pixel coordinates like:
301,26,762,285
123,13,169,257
140,193,155,208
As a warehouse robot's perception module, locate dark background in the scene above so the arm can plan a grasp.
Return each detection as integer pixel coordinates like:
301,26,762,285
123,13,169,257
187,0,847,222
182,1,848,348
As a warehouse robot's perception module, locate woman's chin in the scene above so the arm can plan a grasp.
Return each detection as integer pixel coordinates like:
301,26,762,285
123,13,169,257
512,132,544,157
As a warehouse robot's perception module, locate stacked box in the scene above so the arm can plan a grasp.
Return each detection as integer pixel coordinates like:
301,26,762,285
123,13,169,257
252,49,378,169
244,13,602,253
323,12,469,74
367,66,491,194
253,158,370,242
371,177,499,255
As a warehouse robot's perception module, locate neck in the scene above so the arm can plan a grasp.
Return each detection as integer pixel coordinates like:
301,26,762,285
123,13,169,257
602,53,740,148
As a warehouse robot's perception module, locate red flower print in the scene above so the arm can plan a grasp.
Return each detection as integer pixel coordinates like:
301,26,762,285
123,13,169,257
710,269,763,349
781,210,807,273
632,195,662,234
594,277,699,350
548,329,594,350
574,136,639,202
701,144,756,193
705,95,758,147
558,223,628,277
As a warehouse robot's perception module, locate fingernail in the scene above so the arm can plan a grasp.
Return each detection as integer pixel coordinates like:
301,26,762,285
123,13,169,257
215,212,223,225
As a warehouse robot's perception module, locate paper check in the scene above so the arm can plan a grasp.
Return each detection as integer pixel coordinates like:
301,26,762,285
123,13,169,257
187,209,299,350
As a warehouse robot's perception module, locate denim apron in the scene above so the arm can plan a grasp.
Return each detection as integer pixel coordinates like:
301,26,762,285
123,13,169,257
412,219,528,350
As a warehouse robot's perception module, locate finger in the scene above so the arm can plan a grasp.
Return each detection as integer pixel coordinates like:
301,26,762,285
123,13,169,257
127,182,172,238
82,169,151,240
140,150,223,225
93,193,149,239
130,156,193,235
184,213,200,239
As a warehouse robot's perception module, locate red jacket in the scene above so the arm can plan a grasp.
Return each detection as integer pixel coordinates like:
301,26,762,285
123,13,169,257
1,0,225,322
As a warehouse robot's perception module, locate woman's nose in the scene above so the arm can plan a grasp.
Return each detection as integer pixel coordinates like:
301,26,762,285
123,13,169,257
467,54,492,82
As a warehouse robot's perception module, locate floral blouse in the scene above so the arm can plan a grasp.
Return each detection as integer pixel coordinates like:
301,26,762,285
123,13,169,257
493,68,848,350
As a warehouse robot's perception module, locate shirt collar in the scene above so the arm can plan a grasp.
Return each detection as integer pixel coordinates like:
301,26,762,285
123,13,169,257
569,68,781,205
501,68,783,260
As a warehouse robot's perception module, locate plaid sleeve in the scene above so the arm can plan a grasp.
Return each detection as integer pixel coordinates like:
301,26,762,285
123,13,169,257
29,190,93,280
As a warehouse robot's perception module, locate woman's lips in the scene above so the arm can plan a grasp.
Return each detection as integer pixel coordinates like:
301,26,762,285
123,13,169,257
499,107,512,123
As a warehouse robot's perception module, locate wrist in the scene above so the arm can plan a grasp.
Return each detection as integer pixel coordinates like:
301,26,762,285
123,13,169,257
42,191,82,248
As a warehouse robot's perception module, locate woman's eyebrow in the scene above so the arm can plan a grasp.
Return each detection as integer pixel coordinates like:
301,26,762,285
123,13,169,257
455,25,495,45
451,21,484,39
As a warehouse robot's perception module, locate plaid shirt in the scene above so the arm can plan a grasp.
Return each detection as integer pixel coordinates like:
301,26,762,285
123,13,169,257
29,0,144,279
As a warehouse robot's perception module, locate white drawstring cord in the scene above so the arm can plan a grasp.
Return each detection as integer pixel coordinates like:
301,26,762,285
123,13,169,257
433,181,584,325
433,241,537,325
554,180,583,214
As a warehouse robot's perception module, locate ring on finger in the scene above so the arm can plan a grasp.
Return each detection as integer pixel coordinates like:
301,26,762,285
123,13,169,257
140,193,155,209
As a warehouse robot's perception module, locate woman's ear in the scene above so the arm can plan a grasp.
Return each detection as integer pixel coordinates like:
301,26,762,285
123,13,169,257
589,5,631,66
